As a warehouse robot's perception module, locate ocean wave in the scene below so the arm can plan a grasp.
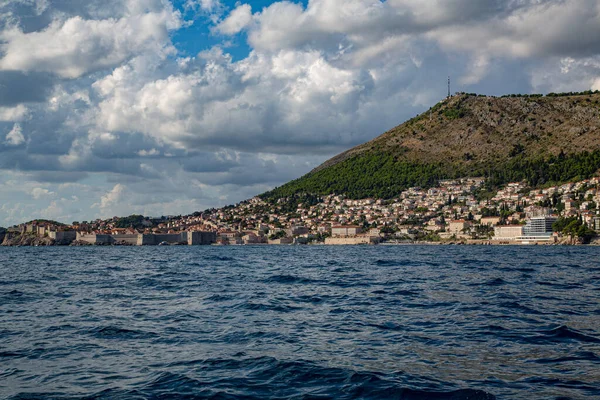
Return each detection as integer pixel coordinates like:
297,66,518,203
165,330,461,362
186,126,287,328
1,246,600,399
263,274,321,285
111,357,496,400
528,351,600,364
237,301,302,313
537,325,600,343
84,325,159,340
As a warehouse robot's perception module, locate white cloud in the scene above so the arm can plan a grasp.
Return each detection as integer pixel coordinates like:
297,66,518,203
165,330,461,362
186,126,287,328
95,183,127,217
39,200,64,221
215,3,252,35
186,0,221,12
31,187,54,199
530,56,600,93
90,48,379,154
0,105,28,121
460,55,491,85
138,148,160,156
0,201,33,227
0,6,182,78
429,0,600,59
1,0,600,227
5,123,25,145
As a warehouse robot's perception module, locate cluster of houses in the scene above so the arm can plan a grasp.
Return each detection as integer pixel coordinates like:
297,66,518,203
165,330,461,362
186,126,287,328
8,177,600,245
190,177,600,245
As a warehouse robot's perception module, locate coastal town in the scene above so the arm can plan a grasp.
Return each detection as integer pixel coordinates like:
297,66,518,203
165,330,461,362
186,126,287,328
3,177,600,246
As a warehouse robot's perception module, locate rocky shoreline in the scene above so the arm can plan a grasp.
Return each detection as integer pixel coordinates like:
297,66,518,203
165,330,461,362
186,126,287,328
1,233,55,246
0,233,192,247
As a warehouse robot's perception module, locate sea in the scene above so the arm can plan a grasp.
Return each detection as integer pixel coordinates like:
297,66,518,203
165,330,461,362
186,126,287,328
1,245,599,400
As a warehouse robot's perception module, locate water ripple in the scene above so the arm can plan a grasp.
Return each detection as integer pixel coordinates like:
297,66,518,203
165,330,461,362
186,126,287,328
1,246,599,399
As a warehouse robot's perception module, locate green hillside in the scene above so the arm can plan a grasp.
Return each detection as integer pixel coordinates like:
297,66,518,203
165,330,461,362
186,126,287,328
263,91,600,200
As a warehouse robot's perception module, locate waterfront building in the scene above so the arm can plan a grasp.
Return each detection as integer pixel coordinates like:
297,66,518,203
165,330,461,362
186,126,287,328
447,220,471,234
523,216,557,237
594,217,600,231
331,225,362,237
493,225,524,241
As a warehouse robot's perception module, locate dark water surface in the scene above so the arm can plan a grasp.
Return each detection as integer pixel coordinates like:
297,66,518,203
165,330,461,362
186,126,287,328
1,246,599,399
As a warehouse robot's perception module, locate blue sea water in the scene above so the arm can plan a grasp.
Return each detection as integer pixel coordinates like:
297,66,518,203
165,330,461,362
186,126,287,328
1,245,599,400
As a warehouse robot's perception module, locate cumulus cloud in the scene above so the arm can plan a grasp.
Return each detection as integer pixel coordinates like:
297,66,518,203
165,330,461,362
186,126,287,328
186,0,222,13
0,2,182,78
430,2,599,58
239,0,600,63
5,123,25,146
530,56,600,93
90,47,380,155
1,0,600,226
138,148,160,156
31,187,54,199
215,3,252,35
460,55,491,85
94,183,127,217
0,105,28,122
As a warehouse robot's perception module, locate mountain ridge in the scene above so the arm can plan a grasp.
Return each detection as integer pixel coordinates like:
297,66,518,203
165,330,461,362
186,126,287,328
263,91,600,200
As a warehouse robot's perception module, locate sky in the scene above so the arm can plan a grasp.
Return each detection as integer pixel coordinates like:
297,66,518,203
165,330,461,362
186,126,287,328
0,0,600,226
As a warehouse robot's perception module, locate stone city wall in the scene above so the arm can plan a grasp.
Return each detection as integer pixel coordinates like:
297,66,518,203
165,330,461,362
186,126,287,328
48,231,76,244
324,236,379,245
188,231,217,245
137,232,188,245
76,233,114,245
111,234,139,245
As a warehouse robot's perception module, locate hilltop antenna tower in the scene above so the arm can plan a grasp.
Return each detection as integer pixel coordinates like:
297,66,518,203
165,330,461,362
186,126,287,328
447,76,451,98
